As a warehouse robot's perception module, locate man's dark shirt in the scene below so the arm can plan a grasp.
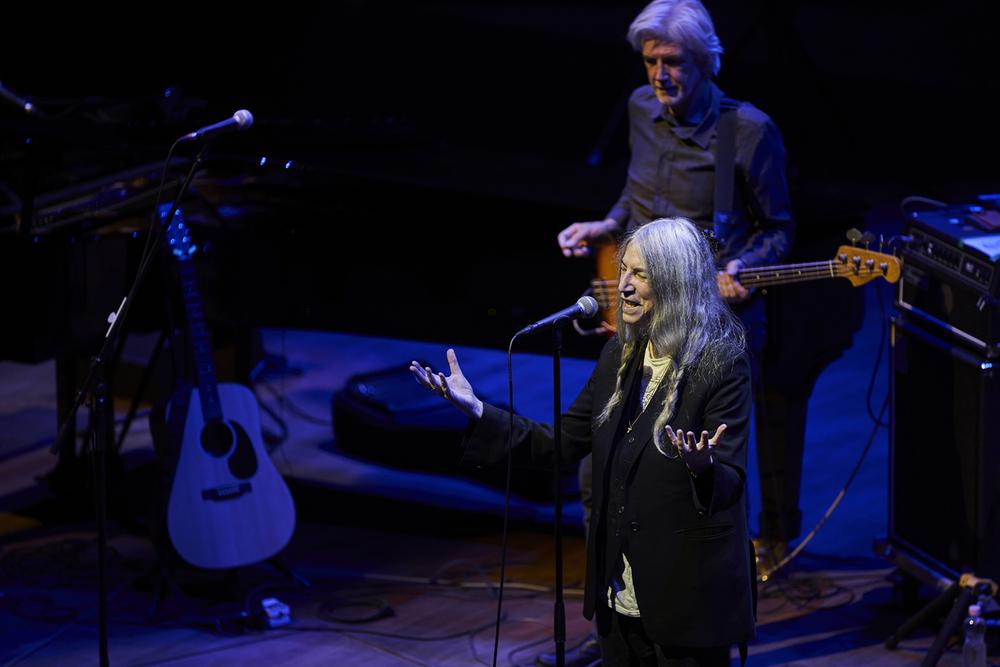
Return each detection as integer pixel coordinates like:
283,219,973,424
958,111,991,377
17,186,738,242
607,82,795,270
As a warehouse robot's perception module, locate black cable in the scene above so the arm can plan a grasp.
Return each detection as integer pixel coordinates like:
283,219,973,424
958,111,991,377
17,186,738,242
139,139,183,270
501,634,559,667
312,608,508,642
235,560,550,634
865,278,890,428
275,329,296,477
317,597,393,623
473,618,553,667
241,581,309,617
428,559,498,597
899,196,948,217
1,527,558,659
272,612,559,667
756,272,896,579
758,390,891,581
487,336,518,667
253,394,290,450
758,573,859,610
1,595,80,624
254,381,330,426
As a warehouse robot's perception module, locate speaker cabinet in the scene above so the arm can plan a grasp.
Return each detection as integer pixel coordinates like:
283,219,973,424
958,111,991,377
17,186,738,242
890,316,1000,580
331,363,575,503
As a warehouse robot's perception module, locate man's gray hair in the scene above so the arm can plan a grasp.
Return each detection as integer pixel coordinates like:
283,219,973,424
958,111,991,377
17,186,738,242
627,0,724,77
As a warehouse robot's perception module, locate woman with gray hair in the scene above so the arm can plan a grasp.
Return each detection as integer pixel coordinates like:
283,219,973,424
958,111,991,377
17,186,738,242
412,217,755,666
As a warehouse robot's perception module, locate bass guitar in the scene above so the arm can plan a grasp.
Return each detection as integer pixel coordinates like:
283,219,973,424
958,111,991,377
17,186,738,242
162,211,296,570
585,239,902,335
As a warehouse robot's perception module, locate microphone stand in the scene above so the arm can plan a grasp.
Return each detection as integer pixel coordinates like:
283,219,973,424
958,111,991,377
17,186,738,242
551,319,568,667
48,142,211,667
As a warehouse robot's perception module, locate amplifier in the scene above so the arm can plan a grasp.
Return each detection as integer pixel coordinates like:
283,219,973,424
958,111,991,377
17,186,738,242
897,204,1000,354
889,316,1000,582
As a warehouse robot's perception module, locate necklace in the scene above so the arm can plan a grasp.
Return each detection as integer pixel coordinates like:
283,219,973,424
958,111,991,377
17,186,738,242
626,367,662,433
626,410,644,434
625,342,670,433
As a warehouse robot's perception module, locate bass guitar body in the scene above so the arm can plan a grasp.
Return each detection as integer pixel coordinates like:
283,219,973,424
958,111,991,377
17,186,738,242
166,383,296,570
579,233,618,336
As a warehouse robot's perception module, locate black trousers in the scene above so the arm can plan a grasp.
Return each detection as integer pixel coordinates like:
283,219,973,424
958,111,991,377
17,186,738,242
597,611,732,667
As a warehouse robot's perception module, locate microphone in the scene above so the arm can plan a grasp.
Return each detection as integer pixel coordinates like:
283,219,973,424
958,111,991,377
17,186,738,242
0,80,35,115
178,109,253,143
517,296,599,336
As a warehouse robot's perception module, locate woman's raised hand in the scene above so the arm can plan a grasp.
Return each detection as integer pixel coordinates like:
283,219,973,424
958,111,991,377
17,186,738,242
410,349,484,420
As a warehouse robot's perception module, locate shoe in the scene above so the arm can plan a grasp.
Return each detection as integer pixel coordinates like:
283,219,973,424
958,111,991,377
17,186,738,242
753,538,787,580
535,635,601,667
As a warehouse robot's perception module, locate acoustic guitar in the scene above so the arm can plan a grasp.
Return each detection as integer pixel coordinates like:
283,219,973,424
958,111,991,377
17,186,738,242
161,212,296,570
586,238,902,335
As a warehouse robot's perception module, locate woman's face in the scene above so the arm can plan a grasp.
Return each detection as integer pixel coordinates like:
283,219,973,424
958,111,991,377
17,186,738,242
619,243,656,328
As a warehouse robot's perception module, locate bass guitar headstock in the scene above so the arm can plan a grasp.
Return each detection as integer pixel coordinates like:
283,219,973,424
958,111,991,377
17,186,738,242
838,227,902,286
832,245,901,286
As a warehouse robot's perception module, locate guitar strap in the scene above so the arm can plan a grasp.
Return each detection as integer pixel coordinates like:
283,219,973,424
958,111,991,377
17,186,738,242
713,99,738,245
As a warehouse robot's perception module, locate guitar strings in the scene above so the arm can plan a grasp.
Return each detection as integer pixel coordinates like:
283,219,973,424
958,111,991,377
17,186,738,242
592,260,892,297
737,261,891,287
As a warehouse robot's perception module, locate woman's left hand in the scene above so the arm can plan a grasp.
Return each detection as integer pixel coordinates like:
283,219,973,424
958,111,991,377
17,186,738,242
665,423,726,476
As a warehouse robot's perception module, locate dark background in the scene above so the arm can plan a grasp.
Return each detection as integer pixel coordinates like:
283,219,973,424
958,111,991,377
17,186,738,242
2,0,998,358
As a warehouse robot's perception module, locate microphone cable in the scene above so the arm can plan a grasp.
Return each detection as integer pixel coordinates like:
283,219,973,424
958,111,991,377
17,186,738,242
486,334,518,667
139,138,183,269
756,251,897,580
757,387,889,582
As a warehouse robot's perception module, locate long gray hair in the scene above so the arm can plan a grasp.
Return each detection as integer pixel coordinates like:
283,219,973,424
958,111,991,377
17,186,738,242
595,218,745,445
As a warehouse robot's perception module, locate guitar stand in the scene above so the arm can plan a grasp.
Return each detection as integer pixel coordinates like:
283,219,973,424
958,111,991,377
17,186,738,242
147,560,183,622
268,555,311,589
114,330,171,452
884,573,997,666
145,554,309,623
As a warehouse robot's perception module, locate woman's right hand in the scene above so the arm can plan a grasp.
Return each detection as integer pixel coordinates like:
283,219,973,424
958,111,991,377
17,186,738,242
410,349,484,420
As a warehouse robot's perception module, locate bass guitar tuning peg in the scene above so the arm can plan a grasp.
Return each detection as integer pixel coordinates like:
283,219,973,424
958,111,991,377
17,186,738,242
846,228,863,246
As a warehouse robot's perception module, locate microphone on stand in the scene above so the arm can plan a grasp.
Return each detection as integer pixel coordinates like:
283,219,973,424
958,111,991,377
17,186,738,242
178,109,253,143
0,80,35,115
516,296,599,336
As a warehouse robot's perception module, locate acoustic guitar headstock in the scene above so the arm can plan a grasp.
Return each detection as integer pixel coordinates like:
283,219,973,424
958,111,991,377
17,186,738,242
160,205,197,261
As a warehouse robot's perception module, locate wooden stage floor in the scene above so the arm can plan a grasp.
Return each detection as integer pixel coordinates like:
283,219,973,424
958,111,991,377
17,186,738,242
1,214,997,665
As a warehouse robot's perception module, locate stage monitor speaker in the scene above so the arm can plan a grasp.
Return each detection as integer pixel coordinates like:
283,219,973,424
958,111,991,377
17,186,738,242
331,363,576,503
890,316,1000,581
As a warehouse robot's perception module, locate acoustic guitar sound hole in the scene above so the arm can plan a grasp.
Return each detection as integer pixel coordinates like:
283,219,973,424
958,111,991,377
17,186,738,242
200,421,234,457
